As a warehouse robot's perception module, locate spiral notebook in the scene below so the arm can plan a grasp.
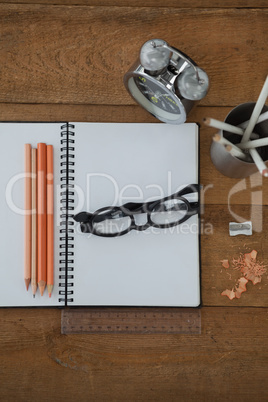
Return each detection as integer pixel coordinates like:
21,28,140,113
0,122,200,307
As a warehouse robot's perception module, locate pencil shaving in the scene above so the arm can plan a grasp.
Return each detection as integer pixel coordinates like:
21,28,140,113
221,259,229,269
220,250,267,300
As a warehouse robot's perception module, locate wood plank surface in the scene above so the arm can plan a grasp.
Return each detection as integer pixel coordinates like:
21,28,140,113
0,5,267,106
0,307,268,402
1,0,268,7
0,2,268,401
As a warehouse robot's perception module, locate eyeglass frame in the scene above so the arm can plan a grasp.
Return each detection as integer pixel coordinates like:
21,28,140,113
73,183,200,237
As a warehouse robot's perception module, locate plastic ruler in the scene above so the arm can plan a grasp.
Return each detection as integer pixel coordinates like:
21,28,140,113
61,307,201,334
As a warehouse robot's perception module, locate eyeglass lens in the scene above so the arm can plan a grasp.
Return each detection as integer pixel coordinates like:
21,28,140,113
92,198,189,235
93,211,131,235
150,198,188,225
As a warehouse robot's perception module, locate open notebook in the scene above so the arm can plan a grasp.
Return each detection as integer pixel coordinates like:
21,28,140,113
0,122,200,307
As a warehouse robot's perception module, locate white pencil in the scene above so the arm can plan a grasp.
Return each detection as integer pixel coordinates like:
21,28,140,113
239,110,268,129
213,133,248,160
224,145,248,160
204,117,258,139
248,148,268,177
237,137,268,150
241,75,268,143
212,133,231,146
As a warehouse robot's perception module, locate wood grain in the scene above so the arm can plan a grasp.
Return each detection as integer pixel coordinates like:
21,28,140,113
0,5,267,106
0,307,267,401
1,0,267,7
0,2,268,401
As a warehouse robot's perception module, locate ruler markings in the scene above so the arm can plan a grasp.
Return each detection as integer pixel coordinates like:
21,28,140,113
61,307,201,335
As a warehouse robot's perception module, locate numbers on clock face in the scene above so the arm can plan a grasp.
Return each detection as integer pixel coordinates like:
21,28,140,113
134,76,181,115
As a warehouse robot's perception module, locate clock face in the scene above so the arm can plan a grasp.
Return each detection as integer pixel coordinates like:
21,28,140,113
134,76,181,115
125,73,186,124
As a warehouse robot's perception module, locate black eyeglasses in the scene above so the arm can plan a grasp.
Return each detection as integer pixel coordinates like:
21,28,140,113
73,184,199,237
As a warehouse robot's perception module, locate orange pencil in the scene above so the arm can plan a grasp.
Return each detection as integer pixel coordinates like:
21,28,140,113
24,144,32,291
47,145,54,298
31,149,37,297
37,143,47,296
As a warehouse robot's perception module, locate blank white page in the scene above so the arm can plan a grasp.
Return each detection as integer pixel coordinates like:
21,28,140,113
71,123,200,307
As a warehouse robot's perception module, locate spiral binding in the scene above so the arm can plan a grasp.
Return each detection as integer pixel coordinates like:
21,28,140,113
59,123,75,305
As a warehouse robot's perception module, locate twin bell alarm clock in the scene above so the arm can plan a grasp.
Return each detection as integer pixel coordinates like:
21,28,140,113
124,39,209,124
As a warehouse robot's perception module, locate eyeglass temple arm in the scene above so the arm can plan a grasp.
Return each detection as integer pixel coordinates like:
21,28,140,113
177,184,199,197
73,185,200,223
188,201,199,215
74,211,117,224
123,184,199,210
73,211,93,223
74,205,145,225
121,202,145,213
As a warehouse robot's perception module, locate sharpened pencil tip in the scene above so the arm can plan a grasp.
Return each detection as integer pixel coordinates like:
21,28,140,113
212,133,221,142
31,283,37,297
262,168,268,177
38,281,46,296
25,278,31,291
47,285,53,298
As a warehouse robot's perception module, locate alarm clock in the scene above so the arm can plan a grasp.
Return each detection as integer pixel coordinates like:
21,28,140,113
124,39,209,124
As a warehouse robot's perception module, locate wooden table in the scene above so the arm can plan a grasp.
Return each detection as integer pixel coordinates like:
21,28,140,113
0,1,268,401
